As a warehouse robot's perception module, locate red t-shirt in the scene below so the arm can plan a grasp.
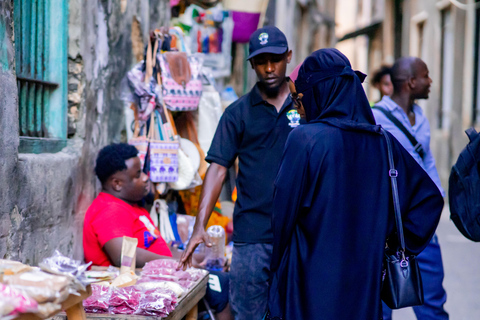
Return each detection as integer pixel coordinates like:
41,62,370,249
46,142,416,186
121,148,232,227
83,192,172,266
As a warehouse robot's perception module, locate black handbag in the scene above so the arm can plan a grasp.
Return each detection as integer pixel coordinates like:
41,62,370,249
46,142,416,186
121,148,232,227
381,128,424,309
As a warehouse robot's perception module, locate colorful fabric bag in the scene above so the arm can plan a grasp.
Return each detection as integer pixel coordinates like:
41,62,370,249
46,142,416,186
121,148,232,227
126,39,161,121
148,112,180,183
158,52,203,111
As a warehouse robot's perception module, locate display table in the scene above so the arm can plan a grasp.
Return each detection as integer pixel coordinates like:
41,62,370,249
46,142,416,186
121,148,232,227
52,272,208,320
15,285,92,320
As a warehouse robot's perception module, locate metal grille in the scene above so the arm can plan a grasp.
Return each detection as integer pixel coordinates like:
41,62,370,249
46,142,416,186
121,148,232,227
14,0,58,137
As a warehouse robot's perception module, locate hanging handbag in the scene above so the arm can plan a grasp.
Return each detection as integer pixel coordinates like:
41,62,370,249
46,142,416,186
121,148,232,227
148,112,180,183
158,52,203,111
381,128,424,309
128,105,149,170
126,38,161,121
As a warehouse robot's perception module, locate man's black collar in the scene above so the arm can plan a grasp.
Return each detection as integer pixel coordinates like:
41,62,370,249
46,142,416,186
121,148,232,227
250,83,266,106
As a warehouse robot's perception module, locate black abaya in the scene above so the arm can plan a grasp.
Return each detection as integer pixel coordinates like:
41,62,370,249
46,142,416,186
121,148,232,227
268,49,443,320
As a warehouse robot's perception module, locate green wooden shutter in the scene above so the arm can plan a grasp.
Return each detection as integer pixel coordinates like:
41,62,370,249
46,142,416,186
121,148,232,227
13,0,68,140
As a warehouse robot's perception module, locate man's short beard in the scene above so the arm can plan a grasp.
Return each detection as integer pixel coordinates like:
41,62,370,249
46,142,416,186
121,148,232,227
259,80,283,98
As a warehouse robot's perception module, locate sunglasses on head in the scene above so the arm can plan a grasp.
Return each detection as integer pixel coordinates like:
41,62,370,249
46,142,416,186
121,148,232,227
287,77,303,107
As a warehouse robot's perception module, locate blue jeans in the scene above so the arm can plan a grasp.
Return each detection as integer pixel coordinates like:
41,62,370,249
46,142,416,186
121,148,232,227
383,234,448,320
230,242,273,320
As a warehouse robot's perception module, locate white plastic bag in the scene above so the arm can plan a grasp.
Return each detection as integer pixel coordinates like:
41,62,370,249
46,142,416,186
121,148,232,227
150,200,176,244
198,84,223,155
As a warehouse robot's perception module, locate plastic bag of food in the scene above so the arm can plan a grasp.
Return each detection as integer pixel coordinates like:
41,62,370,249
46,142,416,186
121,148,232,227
110,271,138,288
136,281,184,297
108,286,142,314
143,269,205,285
35,302,61,318
140,267,175,277
4,270,70,303
177,280,195,289
137,275,193,290
84,270,117,283
0,299,16,318
186,268,207,281
137,274,180,283
143,259,177,270
39,250,92,291
135,288,177,316
83,285,111,313
120,237,138,274
0,260,32,277
0,283,38,317
172,270,192,281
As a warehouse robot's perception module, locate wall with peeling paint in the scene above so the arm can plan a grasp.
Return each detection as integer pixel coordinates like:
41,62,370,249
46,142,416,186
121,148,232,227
0,0,170,264
0,0,21,260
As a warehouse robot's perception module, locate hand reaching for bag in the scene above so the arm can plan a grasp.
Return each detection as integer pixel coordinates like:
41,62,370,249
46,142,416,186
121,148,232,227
177,227,212,271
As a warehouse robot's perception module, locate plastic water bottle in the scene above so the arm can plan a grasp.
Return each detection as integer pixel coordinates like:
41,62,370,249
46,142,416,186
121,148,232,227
205,225,225,271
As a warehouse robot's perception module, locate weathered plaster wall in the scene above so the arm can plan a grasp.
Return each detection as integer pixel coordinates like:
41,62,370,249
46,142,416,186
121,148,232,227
7,152,80,263
0,1,21,260
0,0,169,264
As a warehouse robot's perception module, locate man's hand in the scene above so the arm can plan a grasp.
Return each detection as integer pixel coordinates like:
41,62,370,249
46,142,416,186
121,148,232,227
177,163,227,270
177,227,212,271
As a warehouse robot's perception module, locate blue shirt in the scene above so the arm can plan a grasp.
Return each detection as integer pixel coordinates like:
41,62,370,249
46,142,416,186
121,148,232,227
373,96,445,196
206,83,298,243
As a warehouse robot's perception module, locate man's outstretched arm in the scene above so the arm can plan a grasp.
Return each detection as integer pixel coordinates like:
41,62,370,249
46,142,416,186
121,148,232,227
177,162,228,270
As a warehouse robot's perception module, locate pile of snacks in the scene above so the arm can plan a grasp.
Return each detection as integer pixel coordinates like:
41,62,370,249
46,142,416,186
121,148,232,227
0,283,38,319
83,285,177,317
0,252,92,319
139,259,205,292
83,259,207,317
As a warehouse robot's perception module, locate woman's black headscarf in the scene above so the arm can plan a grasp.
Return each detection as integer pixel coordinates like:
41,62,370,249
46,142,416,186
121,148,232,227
295,48,376,126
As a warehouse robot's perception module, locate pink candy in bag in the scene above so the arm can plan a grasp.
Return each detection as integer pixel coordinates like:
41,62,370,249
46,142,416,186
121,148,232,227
141,267,175,277
177,280,195,289
108,286,142,314
172,270,192,281
143,259,178,270
137,274,180,283
186,269,205,281
136,288,177,317
0,283,38,315
83,285,111,313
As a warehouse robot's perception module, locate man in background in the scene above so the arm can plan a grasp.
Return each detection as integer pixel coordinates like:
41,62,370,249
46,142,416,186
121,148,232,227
372,57,449,320
370,65,393,105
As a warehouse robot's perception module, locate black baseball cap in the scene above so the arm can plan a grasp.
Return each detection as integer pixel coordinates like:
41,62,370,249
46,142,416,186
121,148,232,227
247,26,288,60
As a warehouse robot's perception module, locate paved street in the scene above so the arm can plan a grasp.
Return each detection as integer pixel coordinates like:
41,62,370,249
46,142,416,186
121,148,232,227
391,209,480,320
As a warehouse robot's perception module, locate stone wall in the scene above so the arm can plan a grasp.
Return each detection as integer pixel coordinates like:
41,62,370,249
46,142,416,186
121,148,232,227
0,0,21,261
0,0,170,264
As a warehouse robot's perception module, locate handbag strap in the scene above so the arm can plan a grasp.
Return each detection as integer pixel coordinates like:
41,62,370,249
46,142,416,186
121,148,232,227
373,106,426,160
130,103,147,139
148,112,156,140
382,128,407,259
145,38,159,84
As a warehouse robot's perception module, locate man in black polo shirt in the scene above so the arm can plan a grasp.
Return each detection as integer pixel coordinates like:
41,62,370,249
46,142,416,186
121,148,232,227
178,26,299,319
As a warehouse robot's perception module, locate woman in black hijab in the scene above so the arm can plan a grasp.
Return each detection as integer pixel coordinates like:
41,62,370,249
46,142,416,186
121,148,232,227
267,49,443,319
